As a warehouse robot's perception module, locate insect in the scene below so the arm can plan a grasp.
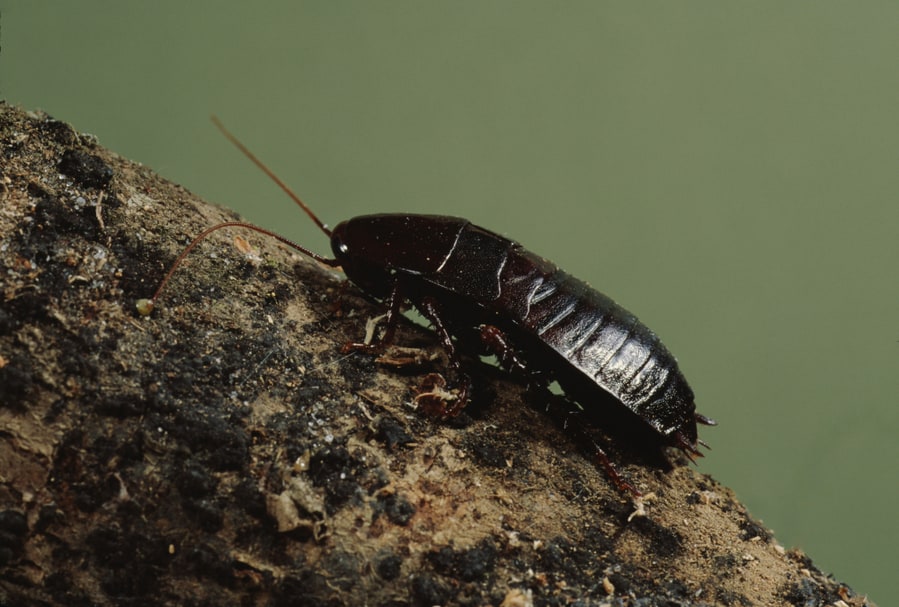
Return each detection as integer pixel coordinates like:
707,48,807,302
141,118,715,495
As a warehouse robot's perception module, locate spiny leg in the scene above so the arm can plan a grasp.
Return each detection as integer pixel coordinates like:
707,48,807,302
479,324,529,375
414,296,472,418
340,280,405,354
590,441,642,496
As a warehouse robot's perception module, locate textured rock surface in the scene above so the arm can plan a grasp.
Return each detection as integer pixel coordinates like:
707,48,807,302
0,102,876,606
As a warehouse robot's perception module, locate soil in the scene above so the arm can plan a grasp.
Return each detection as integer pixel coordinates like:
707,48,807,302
0,102,877,606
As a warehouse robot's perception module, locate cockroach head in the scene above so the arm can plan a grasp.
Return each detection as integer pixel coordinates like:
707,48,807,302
329,214,464,300
330,220,393,299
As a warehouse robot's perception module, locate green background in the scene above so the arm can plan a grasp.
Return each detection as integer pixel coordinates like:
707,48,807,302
2,3,895,602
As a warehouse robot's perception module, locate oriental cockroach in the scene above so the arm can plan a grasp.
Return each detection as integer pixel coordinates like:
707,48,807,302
141,118,715,495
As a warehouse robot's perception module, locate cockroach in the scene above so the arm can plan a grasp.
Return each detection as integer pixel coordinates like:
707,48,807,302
140,118,715,495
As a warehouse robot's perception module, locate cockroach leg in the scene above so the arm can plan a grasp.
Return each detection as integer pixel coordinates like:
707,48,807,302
479,324,529,375
413,372,467,417
375,346,440,368
340,281,405,354
592,444,642,497
415,296,472,418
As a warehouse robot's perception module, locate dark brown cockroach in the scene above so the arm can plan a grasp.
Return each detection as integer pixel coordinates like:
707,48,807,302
141,118,715,495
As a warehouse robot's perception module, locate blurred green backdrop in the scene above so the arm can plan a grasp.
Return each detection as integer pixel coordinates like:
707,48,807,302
2,2,895,602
